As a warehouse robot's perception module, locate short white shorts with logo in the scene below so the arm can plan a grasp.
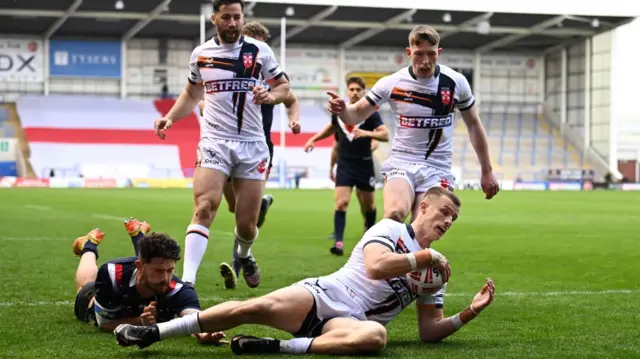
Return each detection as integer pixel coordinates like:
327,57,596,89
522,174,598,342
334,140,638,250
291,277,367,337
196,138,270,180
380,158,455,194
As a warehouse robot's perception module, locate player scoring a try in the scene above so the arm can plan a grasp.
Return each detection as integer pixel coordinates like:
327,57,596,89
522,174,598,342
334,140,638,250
153,0,290,287
114,187,495,355
328,25,500,223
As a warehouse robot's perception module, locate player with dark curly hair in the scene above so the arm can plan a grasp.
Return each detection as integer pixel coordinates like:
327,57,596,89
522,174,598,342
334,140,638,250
71,217,227,345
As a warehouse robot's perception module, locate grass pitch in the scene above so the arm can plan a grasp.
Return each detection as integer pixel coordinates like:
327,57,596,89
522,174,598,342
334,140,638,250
0,189,638,359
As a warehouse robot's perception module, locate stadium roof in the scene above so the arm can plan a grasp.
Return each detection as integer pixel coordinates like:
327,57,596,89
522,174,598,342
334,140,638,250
0,0,634,53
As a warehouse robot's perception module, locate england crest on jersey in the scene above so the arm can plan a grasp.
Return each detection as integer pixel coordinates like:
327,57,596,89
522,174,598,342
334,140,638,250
440,88,451,105
243,53,253,68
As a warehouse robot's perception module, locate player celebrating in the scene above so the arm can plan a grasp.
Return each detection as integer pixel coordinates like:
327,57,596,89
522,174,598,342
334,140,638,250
327,25,499,223
154,0,291,287
71,218,226,345
304,77,389,256
114,187,496,356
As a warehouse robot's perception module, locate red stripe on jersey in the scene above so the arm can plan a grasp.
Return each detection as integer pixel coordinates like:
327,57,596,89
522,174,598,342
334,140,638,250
168,280,177,292
115,264,123,286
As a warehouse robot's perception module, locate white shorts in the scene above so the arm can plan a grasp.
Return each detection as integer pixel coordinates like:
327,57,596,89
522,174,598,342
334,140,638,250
196,138,270,181
292,277,366,337
380,158,455,194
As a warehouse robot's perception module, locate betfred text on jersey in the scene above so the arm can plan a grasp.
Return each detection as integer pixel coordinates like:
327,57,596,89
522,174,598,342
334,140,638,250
398,115,453,129
204,78,259,94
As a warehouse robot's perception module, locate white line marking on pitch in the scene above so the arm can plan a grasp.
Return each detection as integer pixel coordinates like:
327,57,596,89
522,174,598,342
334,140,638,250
1,290,638,308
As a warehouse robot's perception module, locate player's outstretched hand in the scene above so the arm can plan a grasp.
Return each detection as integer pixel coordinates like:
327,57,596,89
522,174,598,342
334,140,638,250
481,171,499,199
327,91,346,114
193,332,229,346
471,278,495,313
252,85,271,104
303,139,315,153
154,117,173,140
140,301,157,326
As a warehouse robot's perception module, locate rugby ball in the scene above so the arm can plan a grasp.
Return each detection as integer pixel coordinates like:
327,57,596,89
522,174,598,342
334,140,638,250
406,249,446,296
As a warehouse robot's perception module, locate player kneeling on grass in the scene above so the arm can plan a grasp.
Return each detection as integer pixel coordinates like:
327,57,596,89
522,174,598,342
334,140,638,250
72,218,227,345
114,187,496,355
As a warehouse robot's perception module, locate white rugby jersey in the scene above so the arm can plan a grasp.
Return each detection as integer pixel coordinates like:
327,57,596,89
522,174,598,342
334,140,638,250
365,64,475,171
188,35,284,141
323,219,446,326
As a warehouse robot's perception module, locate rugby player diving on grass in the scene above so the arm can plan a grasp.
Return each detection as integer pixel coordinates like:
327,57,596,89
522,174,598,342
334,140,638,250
72,218,227,345
114,187,496,355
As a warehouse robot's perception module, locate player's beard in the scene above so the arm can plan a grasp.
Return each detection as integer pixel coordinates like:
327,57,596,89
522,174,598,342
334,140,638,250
141,274,169,294
218,28,241,43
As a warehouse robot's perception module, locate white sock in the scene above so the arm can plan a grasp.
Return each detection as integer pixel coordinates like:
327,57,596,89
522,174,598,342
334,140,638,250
181,224,209,284
156,312,202,340
279,337,313,354
235,227,258,259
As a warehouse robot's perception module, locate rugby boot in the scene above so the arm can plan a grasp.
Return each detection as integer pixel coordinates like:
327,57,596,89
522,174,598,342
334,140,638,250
256,194,274,228
219,262,238,290
236,252,261,288
124,217,151,237
114,323,160,349
73,228,105,256
330,241,344,256
231,335,280,355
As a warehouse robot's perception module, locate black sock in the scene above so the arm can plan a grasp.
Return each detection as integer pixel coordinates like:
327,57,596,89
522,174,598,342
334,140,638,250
334,210,346,242
365,208,377,230
130,232,144,257
81,241,99,259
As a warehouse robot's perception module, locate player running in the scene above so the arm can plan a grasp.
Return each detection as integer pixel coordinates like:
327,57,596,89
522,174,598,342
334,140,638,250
153,0,291,287
196,21,301,289
304,76,388,256
71,218,226,345
327,25,500,223
114,187,496,356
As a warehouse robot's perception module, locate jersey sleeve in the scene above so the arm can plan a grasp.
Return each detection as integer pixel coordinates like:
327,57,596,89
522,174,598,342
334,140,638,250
361,219,402,252
187,46,203,85
365,76,394,108
93,263,126,325
259,44,284,81
455,74,475,111
416,283,446,309
167,284,201,317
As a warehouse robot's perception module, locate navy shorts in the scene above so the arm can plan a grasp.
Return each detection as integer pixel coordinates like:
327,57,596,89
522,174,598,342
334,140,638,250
74,281,98,325
335,159,376,192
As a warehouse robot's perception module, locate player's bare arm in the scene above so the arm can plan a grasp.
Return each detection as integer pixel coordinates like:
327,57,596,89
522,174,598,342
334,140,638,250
354,124,389,142
460,104,500,199
304,124,335,152
327,92,377,126
260,76,291,105
283,90,301,133
417,279,495,342
362,242,450,282
155,82,204,139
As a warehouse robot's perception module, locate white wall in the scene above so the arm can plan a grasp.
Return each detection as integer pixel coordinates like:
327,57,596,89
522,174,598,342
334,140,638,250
611,18,640,161
590,32,612,159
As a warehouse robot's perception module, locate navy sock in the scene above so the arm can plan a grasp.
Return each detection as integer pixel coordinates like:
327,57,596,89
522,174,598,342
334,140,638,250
130,232,144,257
81,241,99,260
365,209,377,230
334,210,346,243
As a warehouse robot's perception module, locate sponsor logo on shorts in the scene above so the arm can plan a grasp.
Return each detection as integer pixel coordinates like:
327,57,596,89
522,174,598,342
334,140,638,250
398,114,453,129
204,78,259,93
440,178,454,191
